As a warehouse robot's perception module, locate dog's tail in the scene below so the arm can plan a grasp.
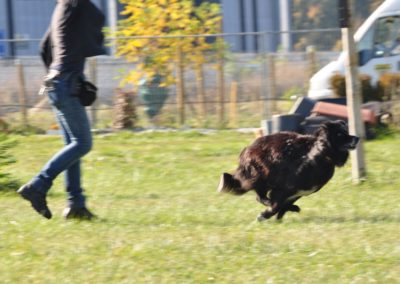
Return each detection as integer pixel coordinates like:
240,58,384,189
217,173,247,195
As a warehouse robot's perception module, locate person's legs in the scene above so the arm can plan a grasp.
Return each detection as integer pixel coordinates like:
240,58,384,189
23,73,92,213
56,111,87,209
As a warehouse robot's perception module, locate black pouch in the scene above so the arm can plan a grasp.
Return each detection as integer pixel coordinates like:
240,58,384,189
78,79,97,106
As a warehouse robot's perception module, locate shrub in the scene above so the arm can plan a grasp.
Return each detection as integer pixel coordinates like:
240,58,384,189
377,73,400,101
330,74,347,98
378,74,400,129
113,90,137,129
329,73,382,102
0,134,19,192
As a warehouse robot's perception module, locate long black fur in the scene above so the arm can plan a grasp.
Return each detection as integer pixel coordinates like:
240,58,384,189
218,120,359,221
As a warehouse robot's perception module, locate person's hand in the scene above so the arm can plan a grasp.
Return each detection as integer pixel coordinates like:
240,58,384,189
45,69,60,81
38,69,60,96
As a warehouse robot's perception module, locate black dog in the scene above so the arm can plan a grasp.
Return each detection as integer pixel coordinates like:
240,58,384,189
217,120,359,221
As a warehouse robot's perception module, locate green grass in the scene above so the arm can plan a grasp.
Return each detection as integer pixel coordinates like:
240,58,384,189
1,131,399,283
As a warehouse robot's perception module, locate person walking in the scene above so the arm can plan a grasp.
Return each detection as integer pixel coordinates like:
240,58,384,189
17,0,105,220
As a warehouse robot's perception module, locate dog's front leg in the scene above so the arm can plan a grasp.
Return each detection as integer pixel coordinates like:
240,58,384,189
257,201,280,222
276,198,301,220
256,195,271,207
255,188,271,207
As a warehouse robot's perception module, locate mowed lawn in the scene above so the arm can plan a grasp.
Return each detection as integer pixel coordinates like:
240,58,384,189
1,130,399,283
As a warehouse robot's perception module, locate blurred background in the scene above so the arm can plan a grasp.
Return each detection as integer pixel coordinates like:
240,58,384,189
1,0,396,132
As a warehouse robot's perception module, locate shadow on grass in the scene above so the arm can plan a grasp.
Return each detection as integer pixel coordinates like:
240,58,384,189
290,214,400,224
0,178,21,194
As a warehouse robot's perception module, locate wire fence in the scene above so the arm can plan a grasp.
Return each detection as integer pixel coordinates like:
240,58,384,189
1,31,399,131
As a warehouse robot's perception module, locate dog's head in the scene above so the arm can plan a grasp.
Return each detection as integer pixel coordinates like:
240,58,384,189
319,120,359,151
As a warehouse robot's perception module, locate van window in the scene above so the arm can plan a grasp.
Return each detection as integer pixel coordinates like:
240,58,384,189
358,25,374,52
373,16,400,56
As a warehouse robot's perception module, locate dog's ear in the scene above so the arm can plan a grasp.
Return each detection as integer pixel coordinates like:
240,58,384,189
316,122,330,135
336,120,347,127
321,121,332,129
334,120,349,131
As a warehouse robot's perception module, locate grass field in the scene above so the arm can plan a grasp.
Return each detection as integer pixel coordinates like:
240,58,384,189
1,130,399,283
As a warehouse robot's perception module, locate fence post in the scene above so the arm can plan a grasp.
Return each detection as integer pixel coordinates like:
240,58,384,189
195,63,206,122
267,53,277,118
217,37,225,127
341,11,366,182
306,45,317,87
16,60,28,127
88,57,98,129
176,44,185,126
229,81,238,127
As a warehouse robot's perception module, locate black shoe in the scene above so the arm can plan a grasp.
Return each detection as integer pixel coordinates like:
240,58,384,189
17,184,52,219
63,207,96,220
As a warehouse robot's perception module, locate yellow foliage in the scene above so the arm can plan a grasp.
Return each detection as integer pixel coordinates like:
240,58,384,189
107,0,222,86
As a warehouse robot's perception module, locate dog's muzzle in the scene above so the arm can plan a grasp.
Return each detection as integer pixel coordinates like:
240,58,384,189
346,135,359,150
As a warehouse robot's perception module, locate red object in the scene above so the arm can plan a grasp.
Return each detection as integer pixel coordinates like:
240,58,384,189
311,102,377,124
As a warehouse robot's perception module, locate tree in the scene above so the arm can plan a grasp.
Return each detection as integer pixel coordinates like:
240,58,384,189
112,0,222,87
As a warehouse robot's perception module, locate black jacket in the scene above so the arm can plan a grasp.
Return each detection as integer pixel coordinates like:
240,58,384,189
40,0,106,71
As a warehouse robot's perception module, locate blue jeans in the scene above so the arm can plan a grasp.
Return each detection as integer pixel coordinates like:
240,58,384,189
31,72,92,208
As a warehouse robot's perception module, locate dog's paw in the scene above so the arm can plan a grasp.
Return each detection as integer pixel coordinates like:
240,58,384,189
257,211,273,222
257,213,267,222
288,205,301,212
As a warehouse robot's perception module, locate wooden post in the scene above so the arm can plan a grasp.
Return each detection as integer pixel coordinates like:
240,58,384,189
229,81,238,127
88,58,98,129
216,38,225,127
176,45,185,126
267,53,277,117
340,0,366,182
306,45,317,86
16,60,28,127
195,62,206,121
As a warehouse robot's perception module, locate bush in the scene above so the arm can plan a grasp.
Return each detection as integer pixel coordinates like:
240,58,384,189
113,90,137,130
0,134,19,192
378,74,400,129
377,73,400,101
330,73,400,129
329,73,383,102
330,74,347,98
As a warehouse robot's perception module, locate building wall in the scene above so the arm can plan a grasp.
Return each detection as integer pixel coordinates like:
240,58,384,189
221,0,281,52
0,0,8,57
0,0,108,57
11,0,55,56
0,0,285,57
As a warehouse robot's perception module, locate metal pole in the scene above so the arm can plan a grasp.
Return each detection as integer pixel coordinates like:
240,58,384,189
340,0,366,182
6,0,15,57
108,0,118,56
279,0,292,52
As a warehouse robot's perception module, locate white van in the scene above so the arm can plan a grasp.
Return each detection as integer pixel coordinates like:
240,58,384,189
308,0,400,100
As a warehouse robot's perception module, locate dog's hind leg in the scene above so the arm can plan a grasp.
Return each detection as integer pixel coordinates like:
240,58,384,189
257,191,296,222
276,198,301,220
